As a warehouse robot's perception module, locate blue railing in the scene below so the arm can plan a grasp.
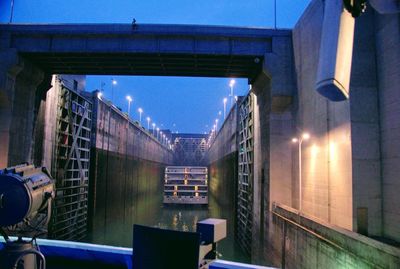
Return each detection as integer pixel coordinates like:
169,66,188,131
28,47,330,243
0,238,275,269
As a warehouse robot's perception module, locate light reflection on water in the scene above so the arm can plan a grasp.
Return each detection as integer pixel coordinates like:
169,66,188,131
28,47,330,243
89,189,249,263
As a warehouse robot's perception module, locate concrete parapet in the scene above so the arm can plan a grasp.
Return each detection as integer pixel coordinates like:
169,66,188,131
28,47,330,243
268,203,400,269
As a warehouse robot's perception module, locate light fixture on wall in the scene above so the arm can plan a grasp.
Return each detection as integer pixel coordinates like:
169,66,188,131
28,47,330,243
292,132,310,212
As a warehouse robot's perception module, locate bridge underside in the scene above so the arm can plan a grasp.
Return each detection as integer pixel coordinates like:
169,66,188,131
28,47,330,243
22,52,262,78
0,23,285,79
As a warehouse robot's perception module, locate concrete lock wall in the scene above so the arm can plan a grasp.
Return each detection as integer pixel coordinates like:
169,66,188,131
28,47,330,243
292,0,353,231
88,149,165,246
255,0,400,268
33,76,173,243
208,102,239,208
87,92,173,245
290,0,400,242
375,9,400,243
90,95,173,164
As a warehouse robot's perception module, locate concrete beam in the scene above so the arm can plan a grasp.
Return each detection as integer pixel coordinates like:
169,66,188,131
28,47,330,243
0,24,291,78
0,24,288,53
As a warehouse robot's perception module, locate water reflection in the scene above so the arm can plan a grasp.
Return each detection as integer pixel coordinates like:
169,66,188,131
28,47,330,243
89,186,249,263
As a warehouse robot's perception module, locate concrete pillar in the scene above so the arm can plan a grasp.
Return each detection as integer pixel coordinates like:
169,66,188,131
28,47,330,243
375,10,400,241
251,71,271,251
350,8,382,237
9,60,44,166
250,33,296,257
0,49,23,168
0,49,44,167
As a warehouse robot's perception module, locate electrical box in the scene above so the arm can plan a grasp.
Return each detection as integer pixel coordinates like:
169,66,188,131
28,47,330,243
197,218,226,245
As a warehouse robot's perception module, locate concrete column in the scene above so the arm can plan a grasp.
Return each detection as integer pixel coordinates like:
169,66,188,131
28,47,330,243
250,34,296,258
251,71,271,252
0,49,23,168
0,49,45,167
350,8,382,237
375,10,400,241
8,58,44,166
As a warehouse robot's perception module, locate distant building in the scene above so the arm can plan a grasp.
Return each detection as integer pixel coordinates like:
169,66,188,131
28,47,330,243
172,133,208,166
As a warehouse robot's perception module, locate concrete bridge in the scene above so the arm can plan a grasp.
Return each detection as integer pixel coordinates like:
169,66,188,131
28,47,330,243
0,23,288,78
0,23,293,168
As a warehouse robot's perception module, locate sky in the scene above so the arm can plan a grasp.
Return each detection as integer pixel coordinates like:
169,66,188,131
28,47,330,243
1,0,311,133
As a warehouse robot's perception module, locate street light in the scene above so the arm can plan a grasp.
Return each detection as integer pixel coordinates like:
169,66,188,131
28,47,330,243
152,123,156,136
111,78,117,102
215,118,219,131
138,108,143,125
146,117,151,130
223,98,228,119
229,79,235,107
107,78,117,160
292,132,310,212
156,127,160,140
126,95,133,118
97,92,103,99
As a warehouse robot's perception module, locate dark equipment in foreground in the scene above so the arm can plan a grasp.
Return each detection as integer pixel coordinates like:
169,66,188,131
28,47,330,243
0,164,55,269
132,218,226,269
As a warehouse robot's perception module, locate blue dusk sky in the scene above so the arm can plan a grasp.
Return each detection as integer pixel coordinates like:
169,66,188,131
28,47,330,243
1,0,310,133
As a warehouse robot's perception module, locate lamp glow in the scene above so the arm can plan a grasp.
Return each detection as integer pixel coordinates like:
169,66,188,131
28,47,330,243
126,95,133,117
146,117,151,129
138,108,143,125
223,98,228,119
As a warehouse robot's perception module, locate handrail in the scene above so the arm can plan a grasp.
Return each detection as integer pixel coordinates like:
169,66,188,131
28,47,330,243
272,209,377,268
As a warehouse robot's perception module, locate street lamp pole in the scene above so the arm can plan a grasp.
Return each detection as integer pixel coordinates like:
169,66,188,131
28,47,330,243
223,98,227,119
152,123,156,136
111,78,117,102
147,117,151,130
229,79,235,107
126,96,132,118
138,108,143,125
